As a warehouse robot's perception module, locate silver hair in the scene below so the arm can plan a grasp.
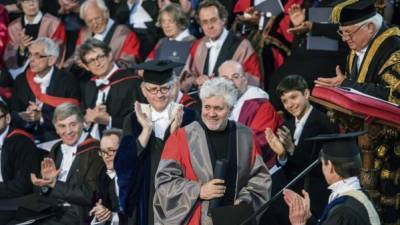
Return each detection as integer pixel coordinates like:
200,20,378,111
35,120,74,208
52,103,84,125
199,77,239,108
353,13,383,31
80,0,109,20
219,60,245,76
31,37,60,58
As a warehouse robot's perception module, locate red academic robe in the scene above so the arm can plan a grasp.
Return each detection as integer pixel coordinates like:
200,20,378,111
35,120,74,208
0,5,8,69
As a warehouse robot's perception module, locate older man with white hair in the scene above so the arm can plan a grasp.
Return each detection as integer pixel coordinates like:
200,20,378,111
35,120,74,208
11,37,80,142
65,0,141,70
154,77,271,225
315,0,400,104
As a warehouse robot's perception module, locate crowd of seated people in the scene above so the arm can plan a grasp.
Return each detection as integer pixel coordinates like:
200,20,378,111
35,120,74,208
0,0,399,225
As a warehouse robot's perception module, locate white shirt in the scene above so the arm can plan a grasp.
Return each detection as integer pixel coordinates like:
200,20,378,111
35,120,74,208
33,66,54,94
0,126,10,182
93,19,114,41
128,0,152,29
175,91,184,104
172,29,191,41
24,11,43,25
328,176,361,203
355,47,367,72
151,104,172,140
57,132,88,182
206,28,229,76
293,106,313,146
230,86,269,121
90,65,118,139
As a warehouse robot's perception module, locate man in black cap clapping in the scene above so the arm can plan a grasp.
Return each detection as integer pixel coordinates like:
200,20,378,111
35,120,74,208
315,0,400,104
282,131,380,225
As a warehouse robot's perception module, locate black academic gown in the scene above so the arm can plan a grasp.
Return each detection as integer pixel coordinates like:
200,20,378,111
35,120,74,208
121,107,196,225
80,69,145,135
0,128,39,198
267,0,349,110
10,68,80,141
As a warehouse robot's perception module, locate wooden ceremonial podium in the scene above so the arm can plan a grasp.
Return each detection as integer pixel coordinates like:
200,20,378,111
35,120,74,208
311,86,400,225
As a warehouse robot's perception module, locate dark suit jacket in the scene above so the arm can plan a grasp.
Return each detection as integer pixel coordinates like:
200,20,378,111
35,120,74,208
0,127,39,198
281,107,338,216
44,138,104,224
10,68,80,141
80,69,145,134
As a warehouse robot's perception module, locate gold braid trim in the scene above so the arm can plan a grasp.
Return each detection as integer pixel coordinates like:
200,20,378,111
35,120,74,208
382,72,400,104
348,50,356,75
331,0,358,24
378,49,400,74
357,27,400,83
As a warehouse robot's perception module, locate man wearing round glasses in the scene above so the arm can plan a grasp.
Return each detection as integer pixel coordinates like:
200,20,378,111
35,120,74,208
315,0,400,104
120,60,196,225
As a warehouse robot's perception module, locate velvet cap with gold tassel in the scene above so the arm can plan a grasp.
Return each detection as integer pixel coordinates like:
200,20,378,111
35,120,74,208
331,0,377,26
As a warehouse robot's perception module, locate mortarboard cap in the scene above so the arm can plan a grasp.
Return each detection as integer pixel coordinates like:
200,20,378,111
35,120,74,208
306,131,367,160
331,0,376,26
133,60,184,85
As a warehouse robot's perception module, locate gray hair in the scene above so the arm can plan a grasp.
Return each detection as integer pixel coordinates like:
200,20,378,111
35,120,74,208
199,77,238,108
80,0,109,20
353,13,383,32
31,37,60,58
102,128,123,142
53,103,84,125
157,3,189,31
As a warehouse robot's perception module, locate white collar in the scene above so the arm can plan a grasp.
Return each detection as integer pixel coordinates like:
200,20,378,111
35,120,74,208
172,29,191,41
151,103,172,122
176,91,183,103
24,11,43,25
355,46,368,57
205,28,228,49
93,19,114,40
34,66,54,84
328,176,361,202
295,105,313,125
106,169,116,179
230,86,269,121
0,126,10,148
61,132,88,155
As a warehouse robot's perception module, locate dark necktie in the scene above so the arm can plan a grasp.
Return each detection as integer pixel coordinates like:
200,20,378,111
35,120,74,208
350,54,359,80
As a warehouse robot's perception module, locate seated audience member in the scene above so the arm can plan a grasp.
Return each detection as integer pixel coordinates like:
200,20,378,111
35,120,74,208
10,37,79,142
0,99,39,199
170,74,201,114
265,75,338,217
283,132,380,225
184,0,262,88
147,3,195,60
90,128,135,225
3,0,66,72
0,6,8,69
65,0,141,71
30,103,104,225
218,60,281,168
79,38,144,140
121,60,196,225
315,0,400,104
153,77,271,224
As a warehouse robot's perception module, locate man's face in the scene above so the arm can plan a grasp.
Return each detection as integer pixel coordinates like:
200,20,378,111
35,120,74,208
83,47,113,78
83,4,108,34
20,0,40,17
201,96,230,131
55,115,83,146
100,134,119,170
0,111,10,135
280,90,310,119
141,82,172,112
28,43,55,75
338,23,373,51
198,6,225,40
160,12,180,38
218,65,247,94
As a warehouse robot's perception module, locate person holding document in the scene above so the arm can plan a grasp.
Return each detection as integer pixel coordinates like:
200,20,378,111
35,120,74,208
153,77,271,225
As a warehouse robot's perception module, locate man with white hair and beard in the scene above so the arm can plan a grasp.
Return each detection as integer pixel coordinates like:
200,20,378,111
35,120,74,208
154,77,271,225
315,0,400,104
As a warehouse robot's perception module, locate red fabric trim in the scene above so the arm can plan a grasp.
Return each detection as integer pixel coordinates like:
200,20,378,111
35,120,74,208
51,22,66,43
161,128,201,225
179,93,197,108
243,52,262,82
6,129,34,141
90,69,141,91
119,32,141,61
146,41,160,61
0,87,12,99
74,138,99,156
233,0,251,13
26,69,80,107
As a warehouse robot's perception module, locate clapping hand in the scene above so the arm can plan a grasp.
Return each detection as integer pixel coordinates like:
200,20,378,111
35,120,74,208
170,105,183,134
89,199,112,223
315,65,346,87
31,158,60,188
283,189,312,225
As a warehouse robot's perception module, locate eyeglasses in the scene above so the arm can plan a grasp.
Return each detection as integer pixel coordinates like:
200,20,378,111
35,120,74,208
337,23,367,39
86,16,105,25
144,85,171,95
28,52,49,60
85,54,107,66
199,17,220,26
98,149,117,157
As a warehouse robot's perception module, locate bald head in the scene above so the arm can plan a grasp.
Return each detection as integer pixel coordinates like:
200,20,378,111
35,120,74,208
218,60,247,94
